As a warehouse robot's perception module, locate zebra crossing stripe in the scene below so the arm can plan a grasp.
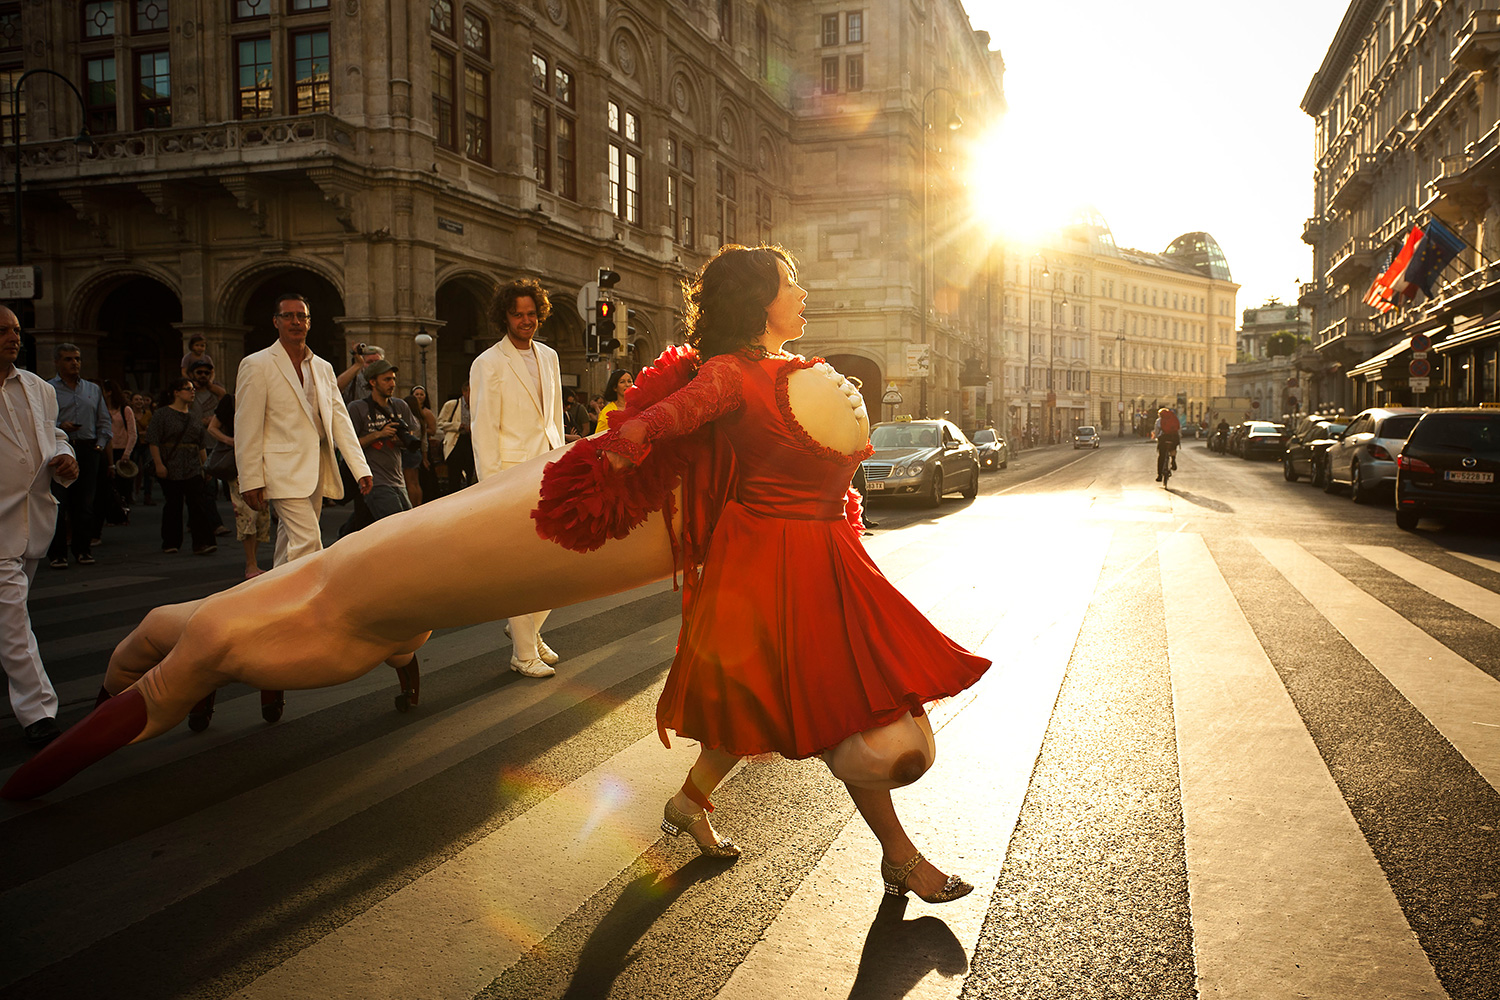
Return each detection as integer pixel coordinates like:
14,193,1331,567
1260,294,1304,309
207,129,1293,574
1160,533,1446,999
1255,538,1500,792
716,529,1111,1000
1349,544,1500,629
1453,552,1500,577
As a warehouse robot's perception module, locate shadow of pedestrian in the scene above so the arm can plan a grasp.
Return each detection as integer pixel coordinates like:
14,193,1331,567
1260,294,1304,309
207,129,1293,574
557,856,729,1000
846,895,968,1000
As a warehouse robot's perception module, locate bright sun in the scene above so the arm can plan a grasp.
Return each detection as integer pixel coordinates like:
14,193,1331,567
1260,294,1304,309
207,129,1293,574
968,111,1087,246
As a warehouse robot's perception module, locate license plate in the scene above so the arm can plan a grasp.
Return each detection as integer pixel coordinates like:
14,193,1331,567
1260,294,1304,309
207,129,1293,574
866,481,885,490
1444,470,1494,483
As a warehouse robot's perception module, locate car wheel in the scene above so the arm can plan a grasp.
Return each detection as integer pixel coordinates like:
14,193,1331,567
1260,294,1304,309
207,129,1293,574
1323,463,1341,494
1395,507,1420,531
922,469,943,507
1350,462,1372,504
961,462,979,499
1283,457,1299,482
1311,458,1327,488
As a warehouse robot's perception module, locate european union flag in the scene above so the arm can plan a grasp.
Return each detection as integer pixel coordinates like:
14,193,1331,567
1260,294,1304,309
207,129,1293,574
1397,217,1468,299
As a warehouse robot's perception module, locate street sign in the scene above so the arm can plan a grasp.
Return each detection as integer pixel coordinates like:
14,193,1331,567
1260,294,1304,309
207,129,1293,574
576,281,599,318
1409,358,1431,378
905,344,931,378
881,384,902,405
1410,333,1432,351
0,266,37,300
1410,377,1430,392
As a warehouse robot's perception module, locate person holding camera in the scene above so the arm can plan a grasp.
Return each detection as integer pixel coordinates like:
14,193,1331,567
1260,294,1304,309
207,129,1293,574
340,359,418,534
337,343,384,405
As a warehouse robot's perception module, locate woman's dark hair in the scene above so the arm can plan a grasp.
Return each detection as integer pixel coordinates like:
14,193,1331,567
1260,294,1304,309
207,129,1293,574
604,369,632,403
403,388,431,413
682,244,796,358
158,378,192,407
102,379,128,411
493,278,552,329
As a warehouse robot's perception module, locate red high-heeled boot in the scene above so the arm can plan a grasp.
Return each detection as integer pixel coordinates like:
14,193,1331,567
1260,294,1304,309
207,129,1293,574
2,688,148,800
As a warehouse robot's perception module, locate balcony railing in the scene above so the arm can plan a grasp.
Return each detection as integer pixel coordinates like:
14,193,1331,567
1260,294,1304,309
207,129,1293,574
1329,153,1379,210
1452,9,1500,70
1302,215,1326,246
1326,236,1375,284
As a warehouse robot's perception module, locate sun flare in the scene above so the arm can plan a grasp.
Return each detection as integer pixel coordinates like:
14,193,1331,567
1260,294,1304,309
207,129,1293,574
968,112,1087,246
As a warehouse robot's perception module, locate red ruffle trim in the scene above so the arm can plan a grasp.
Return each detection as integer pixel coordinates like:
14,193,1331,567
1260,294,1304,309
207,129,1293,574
772,357,875,467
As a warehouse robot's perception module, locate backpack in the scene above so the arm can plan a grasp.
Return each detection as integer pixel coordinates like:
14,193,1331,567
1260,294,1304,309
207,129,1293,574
1160,411,1180,436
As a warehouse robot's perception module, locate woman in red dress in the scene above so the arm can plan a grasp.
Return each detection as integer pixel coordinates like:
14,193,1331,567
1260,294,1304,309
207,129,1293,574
567,245,991,902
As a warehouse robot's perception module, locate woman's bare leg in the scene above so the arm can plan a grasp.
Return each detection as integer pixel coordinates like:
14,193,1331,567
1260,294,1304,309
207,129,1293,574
668,747,741,849
846,784,956,898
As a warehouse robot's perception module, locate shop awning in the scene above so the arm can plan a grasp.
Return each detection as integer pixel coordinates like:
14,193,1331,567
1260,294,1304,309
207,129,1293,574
1347,339,1413,378
1434,319,1500,353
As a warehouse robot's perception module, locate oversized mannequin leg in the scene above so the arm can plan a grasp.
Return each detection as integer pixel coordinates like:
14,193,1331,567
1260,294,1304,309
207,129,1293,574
3,447,678,800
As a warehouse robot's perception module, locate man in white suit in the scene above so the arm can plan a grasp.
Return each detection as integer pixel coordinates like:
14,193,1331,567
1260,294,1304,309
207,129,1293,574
236,292,372,566
0,307,79,746
470,278,565,678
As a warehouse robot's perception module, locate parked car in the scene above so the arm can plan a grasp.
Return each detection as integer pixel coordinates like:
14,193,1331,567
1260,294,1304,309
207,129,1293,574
1073,425,1100,449
970,427,1009,470
1227,421,1255,457
1283,416,1347,486
1241,422,1288,460
1324,406,1425,503
1182,422,1202,439
860,419,981,507
1394,408,1500,530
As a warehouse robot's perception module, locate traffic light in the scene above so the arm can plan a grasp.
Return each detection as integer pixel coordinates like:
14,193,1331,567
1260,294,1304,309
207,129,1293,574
595,299,619,354
598,268,620,291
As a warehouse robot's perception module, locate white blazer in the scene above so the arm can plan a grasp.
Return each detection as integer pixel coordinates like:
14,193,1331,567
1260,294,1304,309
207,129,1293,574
436,396,465,459
0,370,77,560
469,337,564,480
234,340,371,500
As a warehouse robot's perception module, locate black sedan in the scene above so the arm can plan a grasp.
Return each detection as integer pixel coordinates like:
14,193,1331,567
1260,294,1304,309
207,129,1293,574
1283,417,1347,486
1394,408,1500,530
970,427,1009,470
1241,422,1288,460
860,419,981,507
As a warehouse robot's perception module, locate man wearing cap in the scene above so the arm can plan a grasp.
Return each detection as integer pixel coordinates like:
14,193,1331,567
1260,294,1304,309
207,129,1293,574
186,358,226,427
0,307,79,745
340,358,418,534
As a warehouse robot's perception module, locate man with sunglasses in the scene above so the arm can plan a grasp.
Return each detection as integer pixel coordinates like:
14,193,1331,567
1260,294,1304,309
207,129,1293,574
233,294,371,721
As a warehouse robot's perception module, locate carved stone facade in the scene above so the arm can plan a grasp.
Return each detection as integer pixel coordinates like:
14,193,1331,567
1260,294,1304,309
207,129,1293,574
1302,0,1500,410
1,0,1003,418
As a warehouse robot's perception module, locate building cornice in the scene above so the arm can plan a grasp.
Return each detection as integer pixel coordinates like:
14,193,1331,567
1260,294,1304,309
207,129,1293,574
1301,0,1385,114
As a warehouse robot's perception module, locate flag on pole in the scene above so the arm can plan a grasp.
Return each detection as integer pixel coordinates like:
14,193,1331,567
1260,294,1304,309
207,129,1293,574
1390,217,1467,300
1362,244,1398,309
1364,224,1423,312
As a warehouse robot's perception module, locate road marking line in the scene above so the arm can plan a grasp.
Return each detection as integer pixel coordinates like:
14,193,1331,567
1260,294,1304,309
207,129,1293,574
1256,537,1500,792
1350,544,1500,629
1454,551,1500,577
27,575,166,602
1162,532,1446,1000
716,529,1111,1000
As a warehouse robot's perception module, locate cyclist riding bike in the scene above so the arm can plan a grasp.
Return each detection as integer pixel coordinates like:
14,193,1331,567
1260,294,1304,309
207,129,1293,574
1153,407,1181,483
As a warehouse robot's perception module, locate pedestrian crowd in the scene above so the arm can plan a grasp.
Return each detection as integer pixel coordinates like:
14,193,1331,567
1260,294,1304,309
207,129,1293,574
2,282,627,747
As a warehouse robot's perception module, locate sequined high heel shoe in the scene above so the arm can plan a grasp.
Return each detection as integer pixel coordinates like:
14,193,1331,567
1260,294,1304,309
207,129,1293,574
661,800,741,858
880,852,973,903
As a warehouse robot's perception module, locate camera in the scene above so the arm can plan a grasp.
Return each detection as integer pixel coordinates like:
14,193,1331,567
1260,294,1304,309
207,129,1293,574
389,415,419,449
352,342,368,359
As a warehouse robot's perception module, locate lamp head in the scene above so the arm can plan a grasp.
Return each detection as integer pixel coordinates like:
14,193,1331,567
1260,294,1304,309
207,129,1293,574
414,331,433,348
946,112,963,131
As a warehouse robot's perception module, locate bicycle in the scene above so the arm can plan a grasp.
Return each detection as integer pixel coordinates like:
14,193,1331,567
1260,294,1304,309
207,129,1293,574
1156,439,1178,486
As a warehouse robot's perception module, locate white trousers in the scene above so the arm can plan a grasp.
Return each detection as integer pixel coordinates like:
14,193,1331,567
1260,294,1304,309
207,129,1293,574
497,458,551,662
0,556,59,726
271,492,325,567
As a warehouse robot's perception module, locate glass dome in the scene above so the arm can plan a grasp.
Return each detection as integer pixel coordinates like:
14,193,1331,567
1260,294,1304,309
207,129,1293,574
1062,205,1119,255
1163,232,1232,280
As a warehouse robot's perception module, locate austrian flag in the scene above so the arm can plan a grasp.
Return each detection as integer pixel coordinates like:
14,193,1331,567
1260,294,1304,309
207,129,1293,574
1363,225,1423,313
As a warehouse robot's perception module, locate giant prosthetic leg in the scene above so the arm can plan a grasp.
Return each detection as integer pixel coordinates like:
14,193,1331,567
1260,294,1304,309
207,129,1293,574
2,448,680,800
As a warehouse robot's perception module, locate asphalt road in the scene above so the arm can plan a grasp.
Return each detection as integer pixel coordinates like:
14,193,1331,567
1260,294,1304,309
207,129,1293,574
3,438,1499,1000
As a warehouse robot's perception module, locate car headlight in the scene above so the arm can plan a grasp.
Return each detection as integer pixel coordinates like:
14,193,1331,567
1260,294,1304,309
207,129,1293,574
904,462,924,477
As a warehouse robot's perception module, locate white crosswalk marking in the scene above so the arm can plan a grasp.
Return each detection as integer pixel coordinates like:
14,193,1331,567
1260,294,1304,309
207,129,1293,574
1160,533,1446,999
1454,552,1500,577
1350,544,1500,629
1255,537,1500,791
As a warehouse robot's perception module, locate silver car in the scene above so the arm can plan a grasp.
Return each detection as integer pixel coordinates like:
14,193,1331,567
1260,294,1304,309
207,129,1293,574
1323,406,1426,503
860,419,981,507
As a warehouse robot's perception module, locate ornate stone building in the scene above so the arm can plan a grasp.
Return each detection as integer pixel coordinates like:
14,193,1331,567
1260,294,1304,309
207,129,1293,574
1302,0,1500,411
1224,302,1323,421
1,0,1003,416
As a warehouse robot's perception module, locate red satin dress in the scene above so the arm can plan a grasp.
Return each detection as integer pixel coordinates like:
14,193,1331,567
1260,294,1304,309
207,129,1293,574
625,353,991,760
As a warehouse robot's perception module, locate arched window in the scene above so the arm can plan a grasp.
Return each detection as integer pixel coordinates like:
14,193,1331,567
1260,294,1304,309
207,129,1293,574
755,8,768,78
718,0,733,43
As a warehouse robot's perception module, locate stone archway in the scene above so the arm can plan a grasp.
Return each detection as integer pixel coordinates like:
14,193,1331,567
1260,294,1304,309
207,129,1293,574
433,276,492,407
823,353,882,419
80,275,184,395
238,269,347,364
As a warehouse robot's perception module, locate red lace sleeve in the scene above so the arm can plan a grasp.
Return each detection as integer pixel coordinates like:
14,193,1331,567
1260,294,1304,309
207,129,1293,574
602,353,744,456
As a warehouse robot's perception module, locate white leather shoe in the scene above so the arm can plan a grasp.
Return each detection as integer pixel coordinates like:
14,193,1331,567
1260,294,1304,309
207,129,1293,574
536,637,560,665
509,655,555,678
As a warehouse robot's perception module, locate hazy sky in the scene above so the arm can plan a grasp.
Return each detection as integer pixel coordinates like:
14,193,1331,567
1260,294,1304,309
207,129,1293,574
963,0,1352,311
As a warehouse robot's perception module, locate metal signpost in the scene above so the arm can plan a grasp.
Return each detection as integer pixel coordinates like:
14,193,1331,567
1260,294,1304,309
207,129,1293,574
1409,333,1431,398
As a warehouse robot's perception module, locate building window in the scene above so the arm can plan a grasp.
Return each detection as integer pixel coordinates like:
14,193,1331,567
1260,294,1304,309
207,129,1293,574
234,0,270,20
463,66,488,161
463,9,488,57
290,0,330,8
134,0,168,33
136,49,171,128
432,48,455,148
608,100,641,224
847,10,862,43
555,114,575,200
756,188,772,243
0,67,23,143
83,55,117,133
846,55,863,91
755,8,768,79
668,137,694,247
718,0,732,43
532,102,550,190
716,164,738,246
291,29,330,114
554,65,573,104
430,0,452,36
821,57,838,94
236,37,273,118
821,13,838,46
83,1,115,37
532,53,574,198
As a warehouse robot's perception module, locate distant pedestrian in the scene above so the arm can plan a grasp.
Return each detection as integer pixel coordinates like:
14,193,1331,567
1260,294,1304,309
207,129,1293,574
206,393,270,579
0,307,78,747
90,380,136,543
436,382,476,492
338,343,385,405
148,378,217,556
593,370,633,433
340,359,417,534
46,343,110,568
129,392,156,505
402,385,438,505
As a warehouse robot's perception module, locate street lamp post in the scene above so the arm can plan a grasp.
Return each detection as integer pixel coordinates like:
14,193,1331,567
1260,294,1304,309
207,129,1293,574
414,327,433,396
919,86,962,419
1117,332,1127,437
1025,255,1049,449
11,69,93,265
